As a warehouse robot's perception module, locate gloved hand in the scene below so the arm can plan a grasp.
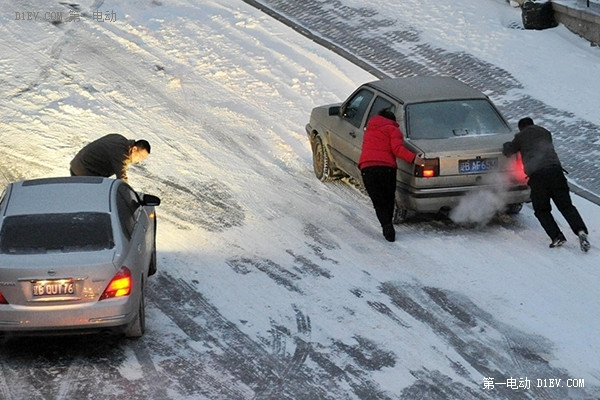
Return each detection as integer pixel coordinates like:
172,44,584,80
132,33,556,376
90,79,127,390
502,142,514,156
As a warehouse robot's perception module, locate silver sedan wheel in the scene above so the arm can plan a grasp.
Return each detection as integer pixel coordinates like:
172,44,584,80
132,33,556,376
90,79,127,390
125,280,146,338
311,134,331,181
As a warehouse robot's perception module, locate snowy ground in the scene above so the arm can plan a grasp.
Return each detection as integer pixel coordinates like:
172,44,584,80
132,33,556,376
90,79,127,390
1,0,599,399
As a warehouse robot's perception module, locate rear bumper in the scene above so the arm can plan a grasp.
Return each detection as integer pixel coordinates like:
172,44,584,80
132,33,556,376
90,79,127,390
0,296,137,335
0,325,128,338
397,183,530,213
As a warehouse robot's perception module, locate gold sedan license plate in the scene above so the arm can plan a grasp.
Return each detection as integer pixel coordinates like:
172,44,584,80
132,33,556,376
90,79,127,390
32,279,75,297
459,157,498,174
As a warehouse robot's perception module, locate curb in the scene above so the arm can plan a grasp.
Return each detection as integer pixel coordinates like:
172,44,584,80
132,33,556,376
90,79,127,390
552,0,600,45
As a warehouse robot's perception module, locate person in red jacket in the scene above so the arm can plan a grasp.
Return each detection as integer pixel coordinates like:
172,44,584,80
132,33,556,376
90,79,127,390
359,109,423,242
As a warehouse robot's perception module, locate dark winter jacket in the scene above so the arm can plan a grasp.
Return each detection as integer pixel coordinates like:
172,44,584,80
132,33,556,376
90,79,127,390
358,115,416,170
70,134,134,181
502,124,561,177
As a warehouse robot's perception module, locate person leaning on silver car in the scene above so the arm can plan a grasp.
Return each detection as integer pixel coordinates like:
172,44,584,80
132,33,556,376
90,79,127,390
70,133,151,184
359,109,424,242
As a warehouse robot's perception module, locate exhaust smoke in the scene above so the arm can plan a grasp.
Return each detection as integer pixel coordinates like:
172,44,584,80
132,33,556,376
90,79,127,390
449,173,512,226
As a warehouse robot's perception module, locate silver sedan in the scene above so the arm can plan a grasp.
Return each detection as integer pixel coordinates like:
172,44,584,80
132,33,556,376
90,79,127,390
0,177,160,338
306,76,530,221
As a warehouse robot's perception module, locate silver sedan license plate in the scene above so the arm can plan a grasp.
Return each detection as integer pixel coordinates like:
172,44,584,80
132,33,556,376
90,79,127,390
32,279,75,297
459,157,498,174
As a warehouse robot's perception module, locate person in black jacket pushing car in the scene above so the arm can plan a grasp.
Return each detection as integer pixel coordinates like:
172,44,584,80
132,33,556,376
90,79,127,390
503,117,590,251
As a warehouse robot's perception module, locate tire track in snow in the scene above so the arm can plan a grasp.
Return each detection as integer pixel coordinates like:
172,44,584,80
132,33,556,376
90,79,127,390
227,250,336,296
129,339,169,400
378,282,595,399
55,359,86,400
0,149,55,183
227,257,304,294
254,306,312,400
367,300,411,329
146,272,289,398
0,335,166,399
137,171,245,232
146,271,383,399
0,358,13,400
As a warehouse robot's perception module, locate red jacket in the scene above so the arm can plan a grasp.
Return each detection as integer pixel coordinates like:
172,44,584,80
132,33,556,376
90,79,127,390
358,115,416,169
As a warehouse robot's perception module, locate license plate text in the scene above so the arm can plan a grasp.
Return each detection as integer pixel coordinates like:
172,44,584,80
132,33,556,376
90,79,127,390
459,158,498,173
33,280,75,296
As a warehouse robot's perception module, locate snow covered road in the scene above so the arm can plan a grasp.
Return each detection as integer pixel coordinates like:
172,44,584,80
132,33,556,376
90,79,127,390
1,0,599,399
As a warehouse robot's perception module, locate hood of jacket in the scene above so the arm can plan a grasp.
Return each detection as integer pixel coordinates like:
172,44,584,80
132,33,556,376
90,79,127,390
366,115,399,131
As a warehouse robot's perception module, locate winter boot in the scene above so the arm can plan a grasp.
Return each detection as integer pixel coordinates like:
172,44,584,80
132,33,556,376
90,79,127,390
382,224,395,242
578,231,590,252
549,233,566,248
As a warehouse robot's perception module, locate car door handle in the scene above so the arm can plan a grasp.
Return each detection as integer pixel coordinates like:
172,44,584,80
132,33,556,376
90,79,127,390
349,131,356,138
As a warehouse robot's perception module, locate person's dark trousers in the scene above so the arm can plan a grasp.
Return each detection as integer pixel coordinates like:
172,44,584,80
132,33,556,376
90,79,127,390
528,166,588,239
361,166,397,228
